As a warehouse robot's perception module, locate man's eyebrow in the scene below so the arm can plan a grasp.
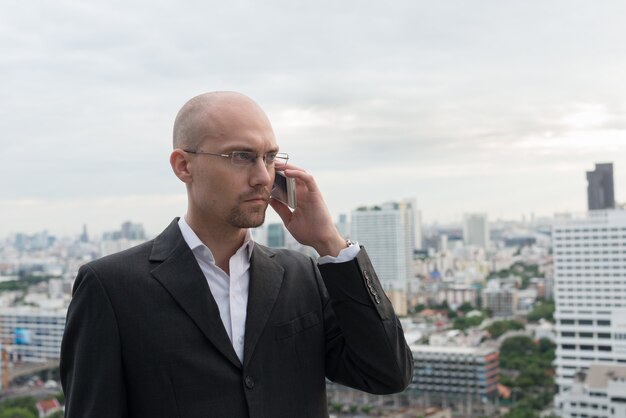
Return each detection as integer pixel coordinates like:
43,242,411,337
221,145,280,153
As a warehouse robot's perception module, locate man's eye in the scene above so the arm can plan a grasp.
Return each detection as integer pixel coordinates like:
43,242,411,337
265,153,277,162
233,152,253,162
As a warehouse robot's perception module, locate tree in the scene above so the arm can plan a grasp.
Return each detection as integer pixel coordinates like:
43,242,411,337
0,408,37,418
0,397,37,415
503,403,538,418
486,320,524,339
499,336,556,413
457,302,474,313
527,300,555,322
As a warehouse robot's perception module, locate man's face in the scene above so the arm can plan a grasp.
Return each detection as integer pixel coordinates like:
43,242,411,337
186,100,278,231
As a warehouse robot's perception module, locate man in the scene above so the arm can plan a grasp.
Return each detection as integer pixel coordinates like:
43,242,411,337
60,91,413,417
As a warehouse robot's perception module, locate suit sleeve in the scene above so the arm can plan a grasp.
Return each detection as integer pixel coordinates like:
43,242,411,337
60,265,128,418
317,247,413,394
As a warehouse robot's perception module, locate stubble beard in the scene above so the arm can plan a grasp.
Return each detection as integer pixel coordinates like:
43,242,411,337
227,204,268,229
227,188,270,228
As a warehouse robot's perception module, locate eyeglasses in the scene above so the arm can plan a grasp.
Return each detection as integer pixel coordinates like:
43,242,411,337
183,149,289,167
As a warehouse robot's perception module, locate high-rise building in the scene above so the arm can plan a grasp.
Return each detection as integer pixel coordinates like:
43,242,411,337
351,200,415,315
463,213,489,249
587,163,615,210
552,210,626,410
556,363,626,418
266,223,285,248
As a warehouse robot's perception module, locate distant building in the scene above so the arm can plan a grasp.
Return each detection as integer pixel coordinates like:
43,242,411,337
101,221,147,256
553,210,626,398
587,163,615,210
482,282,518,318
336,213,349,239
411,345,499,397
36,398,63,417
556,363,626,418
0,307,66,361
80,224,89,243
416,285,479,308
266,223,285,248
463,214,489,249
351,200,416,315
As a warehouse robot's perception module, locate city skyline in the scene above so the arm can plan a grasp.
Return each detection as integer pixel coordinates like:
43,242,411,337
3,1,626,237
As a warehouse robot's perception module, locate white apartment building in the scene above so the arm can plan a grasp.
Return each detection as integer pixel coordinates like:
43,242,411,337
553,210,626,409
463,213,489,249
351,200,415,315
557,363,626,418
0,307,67,361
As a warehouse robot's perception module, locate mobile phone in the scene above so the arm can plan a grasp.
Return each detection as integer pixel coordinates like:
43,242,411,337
271,171,297,209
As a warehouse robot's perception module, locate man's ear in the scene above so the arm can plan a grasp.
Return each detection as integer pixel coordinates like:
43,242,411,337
170,149,192,183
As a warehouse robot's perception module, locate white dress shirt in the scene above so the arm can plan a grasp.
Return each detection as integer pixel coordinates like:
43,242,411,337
178,217,359,363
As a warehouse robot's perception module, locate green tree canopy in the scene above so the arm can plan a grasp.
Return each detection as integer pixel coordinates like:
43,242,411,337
486,320,525,339
0,397,37,415
527,300,555,322
0,408,37,418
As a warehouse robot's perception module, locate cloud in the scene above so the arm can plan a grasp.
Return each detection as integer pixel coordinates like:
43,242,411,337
1,0,626,235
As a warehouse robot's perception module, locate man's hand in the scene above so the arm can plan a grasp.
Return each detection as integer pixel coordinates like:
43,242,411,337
269,163,346,257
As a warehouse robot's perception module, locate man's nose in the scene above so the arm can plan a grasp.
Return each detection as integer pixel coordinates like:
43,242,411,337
249,157,272,187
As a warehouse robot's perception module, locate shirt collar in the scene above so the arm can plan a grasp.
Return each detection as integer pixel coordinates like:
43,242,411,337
177,216,255,262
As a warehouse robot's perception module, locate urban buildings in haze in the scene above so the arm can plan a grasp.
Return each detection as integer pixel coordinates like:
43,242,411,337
587,163,615,210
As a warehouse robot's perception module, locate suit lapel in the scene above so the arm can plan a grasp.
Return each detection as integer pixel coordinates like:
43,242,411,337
244,245,284,367
149,219,241,369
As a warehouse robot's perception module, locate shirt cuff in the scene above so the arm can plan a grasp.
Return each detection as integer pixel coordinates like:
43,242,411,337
318,242,360,265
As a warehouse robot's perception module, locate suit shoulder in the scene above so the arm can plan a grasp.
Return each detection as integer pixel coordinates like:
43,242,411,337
82,239,154,274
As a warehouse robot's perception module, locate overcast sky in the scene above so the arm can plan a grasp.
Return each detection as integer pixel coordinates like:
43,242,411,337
2,0,625,237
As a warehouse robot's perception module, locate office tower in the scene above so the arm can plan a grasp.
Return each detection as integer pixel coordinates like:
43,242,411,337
266,223,285,248
101,221,147,256
121,221,146,240
557,363,626,417
80,224,89,243
463,213,489,249
553,210,626,410
404,198,423,251
351,200,415,315
587,163,615,210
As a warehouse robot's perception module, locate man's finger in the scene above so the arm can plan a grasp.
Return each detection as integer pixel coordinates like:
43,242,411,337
269,198,293,225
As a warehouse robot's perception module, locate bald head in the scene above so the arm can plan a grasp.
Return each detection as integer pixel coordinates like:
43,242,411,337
172,91,273,150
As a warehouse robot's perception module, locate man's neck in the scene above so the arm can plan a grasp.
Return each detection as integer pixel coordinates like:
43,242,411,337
184,215,247,274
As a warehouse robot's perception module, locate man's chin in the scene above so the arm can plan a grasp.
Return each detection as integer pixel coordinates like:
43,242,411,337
228,208,267,229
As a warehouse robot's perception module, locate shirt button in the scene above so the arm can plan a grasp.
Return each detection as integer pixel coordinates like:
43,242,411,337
244,376,255,389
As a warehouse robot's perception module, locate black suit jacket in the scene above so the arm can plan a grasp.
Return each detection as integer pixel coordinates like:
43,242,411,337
60,219,412,417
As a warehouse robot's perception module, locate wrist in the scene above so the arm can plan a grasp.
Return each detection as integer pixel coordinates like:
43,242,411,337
315,235,348,257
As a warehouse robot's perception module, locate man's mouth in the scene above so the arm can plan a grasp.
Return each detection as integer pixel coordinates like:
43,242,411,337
243,191,270,203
